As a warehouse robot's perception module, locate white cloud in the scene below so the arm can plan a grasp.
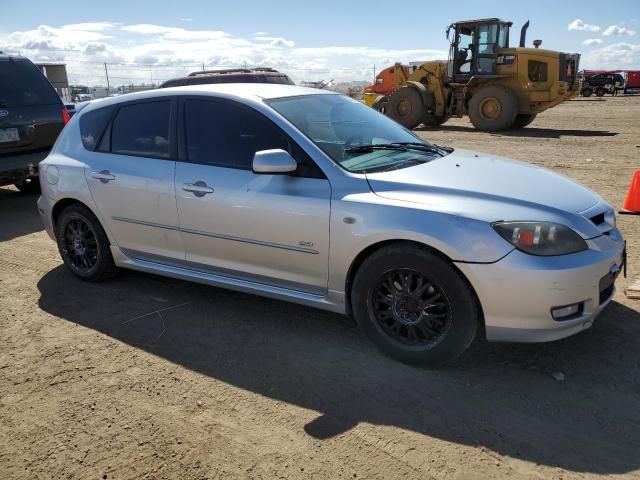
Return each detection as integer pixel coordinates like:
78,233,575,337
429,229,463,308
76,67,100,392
568,19,600,32
61,22,117,32
255,34,295,48
0,22,448,87
179,18,193,22
582,42,640,69
602,25,636,36
582,38,603,46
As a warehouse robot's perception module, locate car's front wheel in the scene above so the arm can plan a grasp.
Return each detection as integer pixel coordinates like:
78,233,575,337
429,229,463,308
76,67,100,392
351,244,479,365
55,204,118,281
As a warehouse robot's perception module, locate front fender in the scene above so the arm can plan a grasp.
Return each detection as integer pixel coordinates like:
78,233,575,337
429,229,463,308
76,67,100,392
327,192,513,293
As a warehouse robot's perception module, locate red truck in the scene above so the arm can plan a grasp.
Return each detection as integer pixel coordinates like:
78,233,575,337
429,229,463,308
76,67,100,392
624,71,640,93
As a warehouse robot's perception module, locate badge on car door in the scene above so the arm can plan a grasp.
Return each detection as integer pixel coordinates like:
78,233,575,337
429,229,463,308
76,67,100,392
0,110,9,118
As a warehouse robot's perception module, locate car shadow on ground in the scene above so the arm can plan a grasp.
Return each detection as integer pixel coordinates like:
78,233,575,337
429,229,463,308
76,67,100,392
37,266,640,475
0,187,43,242
416,125,619,139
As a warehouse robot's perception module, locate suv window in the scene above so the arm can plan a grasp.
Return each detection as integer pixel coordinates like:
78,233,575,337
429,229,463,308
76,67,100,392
183,99,324,178
0,58,60,107
111,101,171,159
80,105,115,151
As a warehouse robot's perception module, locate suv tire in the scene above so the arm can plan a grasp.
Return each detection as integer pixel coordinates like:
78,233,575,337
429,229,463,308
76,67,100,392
14,177,41,195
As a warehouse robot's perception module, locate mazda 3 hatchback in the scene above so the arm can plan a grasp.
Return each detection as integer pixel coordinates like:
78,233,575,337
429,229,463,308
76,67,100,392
37,84,626,364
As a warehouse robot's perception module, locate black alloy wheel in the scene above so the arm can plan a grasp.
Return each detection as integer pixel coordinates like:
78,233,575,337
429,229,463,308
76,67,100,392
55,204,118,281
61,217,99,273
370,269,451,347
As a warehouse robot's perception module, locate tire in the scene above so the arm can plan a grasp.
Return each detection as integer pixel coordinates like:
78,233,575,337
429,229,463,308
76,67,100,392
351,244,479,365
595,87,605,97
14,177,41,195
468,85,518,131
421,114,449,128
582,88,593,97
386,87,425,129
511,113,537,129
371,96,388,113
55,204,118,282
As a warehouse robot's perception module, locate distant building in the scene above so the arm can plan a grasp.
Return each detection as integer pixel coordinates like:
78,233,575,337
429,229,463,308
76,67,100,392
36,63,70,100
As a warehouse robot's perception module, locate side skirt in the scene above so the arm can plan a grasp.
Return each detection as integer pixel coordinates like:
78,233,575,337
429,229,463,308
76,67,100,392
110,246,347,314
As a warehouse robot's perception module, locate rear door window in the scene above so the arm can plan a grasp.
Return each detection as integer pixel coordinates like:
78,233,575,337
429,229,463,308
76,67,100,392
80,105,115,151
110,101,171,159
0,59,60,107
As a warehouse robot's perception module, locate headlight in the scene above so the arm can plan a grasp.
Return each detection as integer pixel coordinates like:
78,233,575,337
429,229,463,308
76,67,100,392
492,221,588,256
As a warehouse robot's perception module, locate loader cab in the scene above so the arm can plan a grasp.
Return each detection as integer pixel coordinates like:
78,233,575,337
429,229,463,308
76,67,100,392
447,18,512,82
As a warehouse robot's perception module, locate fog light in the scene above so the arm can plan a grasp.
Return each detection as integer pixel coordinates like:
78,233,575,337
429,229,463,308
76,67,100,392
551,302,584,320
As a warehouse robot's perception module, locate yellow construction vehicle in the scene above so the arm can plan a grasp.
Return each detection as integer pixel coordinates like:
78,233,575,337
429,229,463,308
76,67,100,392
364,18,580,131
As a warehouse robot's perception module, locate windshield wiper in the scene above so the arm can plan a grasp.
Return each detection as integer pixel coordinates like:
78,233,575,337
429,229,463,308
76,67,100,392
345,143,409,153
390,142,449,155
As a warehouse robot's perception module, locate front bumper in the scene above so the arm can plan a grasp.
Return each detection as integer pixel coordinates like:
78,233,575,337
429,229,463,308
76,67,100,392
456,231,625,343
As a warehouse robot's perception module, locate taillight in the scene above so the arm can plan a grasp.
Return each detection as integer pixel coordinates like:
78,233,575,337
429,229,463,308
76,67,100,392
61,107,70,125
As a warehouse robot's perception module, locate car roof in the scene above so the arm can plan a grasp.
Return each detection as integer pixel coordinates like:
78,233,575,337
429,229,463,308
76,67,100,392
80,83,337,113
0,53,29,63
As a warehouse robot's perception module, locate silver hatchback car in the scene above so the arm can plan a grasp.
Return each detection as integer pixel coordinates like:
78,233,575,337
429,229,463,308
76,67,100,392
38,84,626,364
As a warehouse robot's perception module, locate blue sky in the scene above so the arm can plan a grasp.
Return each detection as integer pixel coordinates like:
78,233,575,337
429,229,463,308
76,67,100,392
1,0,638,85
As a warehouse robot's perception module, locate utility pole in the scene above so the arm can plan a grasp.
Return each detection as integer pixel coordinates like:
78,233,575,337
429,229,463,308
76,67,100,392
104,63,110,93
202,61,205,71
373,64,376,82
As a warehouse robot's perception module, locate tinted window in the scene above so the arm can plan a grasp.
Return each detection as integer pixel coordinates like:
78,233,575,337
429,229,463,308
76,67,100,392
184,99,323,177
111,101,171,159
0,59,60,107
80,105,115,151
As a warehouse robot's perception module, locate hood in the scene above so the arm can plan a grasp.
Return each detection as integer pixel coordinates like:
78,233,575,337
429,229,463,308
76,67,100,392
365,148,601,224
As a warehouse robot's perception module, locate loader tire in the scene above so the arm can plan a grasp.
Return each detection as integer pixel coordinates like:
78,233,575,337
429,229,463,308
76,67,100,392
386,87,424,129
421,114,449,128
511,113,537,128
468,85,518,131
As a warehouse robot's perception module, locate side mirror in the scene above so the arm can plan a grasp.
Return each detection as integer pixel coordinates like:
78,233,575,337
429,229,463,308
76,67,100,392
252,149,297,174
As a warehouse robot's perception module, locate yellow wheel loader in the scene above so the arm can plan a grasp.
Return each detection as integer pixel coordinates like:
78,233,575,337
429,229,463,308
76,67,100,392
366,18,581,131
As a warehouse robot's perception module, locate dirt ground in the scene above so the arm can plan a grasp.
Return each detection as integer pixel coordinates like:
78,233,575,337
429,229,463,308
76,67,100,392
1,95,639,480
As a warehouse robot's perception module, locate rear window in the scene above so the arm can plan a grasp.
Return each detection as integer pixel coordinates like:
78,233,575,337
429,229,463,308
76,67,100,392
111,101,171,159
0,59,61,107
80,105,115,151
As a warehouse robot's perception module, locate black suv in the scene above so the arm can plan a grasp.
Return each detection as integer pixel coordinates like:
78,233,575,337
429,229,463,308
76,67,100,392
0,54,68,194
160,68,294,88
581,73,625,97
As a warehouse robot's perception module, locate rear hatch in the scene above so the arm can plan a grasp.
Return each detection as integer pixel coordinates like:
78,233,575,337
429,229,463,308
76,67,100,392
0,57,65,160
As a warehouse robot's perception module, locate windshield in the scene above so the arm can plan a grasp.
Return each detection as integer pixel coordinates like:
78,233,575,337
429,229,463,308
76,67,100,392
267,94,449,173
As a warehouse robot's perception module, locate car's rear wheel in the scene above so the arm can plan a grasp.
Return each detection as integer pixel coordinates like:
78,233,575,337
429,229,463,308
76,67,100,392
14,177,41,195
582,88,593,97
351,244,479,365
55,204,117,281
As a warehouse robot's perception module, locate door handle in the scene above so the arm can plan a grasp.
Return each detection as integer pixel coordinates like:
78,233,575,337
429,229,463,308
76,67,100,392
182,181,214,196
90,170,115,183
